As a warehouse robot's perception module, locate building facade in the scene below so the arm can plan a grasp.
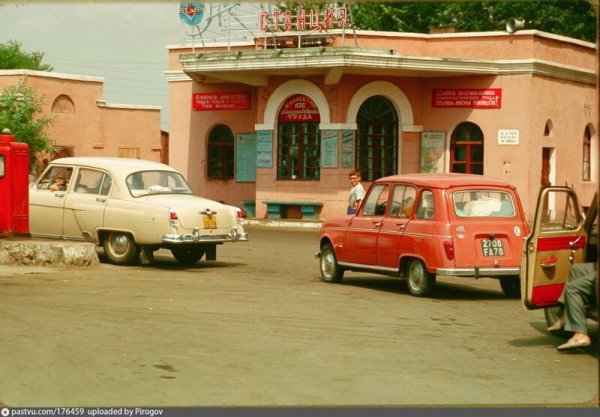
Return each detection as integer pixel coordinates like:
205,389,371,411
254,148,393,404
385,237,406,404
166,28,598,222
0,70,164,171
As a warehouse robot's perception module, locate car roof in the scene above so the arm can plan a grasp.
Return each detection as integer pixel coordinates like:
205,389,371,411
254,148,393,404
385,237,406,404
373,173,515,189
49,157,177,174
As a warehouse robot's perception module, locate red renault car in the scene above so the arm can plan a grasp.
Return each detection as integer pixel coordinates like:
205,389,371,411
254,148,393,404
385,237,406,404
317,173,529,297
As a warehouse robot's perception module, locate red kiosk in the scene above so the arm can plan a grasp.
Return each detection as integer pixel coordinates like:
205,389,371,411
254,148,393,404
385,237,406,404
0,129,30,235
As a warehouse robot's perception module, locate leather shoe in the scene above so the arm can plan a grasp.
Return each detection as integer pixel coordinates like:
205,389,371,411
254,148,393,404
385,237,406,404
557,337,591,351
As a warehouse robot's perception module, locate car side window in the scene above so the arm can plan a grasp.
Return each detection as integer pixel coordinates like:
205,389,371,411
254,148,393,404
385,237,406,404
416,190,435,220
37,166,73,191
74,168,112,195
390,185,417,218
540,190,582,231
126,170,193,197
361,184,389,216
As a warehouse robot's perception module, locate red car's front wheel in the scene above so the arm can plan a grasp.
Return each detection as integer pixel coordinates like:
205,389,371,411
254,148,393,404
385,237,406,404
320,243,344,283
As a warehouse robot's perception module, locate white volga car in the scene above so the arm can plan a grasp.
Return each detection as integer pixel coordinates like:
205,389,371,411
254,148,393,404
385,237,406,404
29,157,248,265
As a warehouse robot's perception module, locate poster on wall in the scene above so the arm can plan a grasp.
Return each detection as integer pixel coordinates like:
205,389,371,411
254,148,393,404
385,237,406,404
320,130,338,168
341,130,354,168
236,133,257,182
420,131,445,173
192,92,251,111
256,130,273,168
432,88,502,108
497,129,520,145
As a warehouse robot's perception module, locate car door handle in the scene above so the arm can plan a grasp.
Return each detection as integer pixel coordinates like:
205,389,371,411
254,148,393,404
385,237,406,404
372,222,382,228
96,197,107,203
54,193,65,198
540,255,558,268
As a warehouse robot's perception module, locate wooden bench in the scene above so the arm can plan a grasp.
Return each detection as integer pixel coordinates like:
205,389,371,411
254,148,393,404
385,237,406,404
263,201,323,220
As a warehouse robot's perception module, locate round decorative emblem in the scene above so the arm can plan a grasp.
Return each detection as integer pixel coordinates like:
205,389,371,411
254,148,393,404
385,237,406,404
179,3,205,27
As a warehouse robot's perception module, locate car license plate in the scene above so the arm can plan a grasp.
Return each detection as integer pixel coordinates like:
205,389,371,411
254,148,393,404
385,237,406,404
202,214,217,229
481,239,504,256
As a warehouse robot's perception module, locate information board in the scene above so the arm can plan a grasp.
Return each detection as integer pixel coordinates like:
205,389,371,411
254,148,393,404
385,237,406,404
320,130,338,168
236,133,256,182
341,130,354,168
256,130,273,168
420,131,445,173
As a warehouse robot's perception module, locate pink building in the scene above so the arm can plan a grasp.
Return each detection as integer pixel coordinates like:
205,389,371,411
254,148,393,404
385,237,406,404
0,70,164,169
166,27,597,222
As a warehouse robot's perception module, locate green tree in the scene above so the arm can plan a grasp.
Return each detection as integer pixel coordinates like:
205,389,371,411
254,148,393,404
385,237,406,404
0,40,54,71
0,79,56,168
351,0,598,42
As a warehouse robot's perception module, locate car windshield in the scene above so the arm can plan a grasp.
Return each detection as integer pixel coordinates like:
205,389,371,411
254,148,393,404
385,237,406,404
126,170,192,197
453,190,515,218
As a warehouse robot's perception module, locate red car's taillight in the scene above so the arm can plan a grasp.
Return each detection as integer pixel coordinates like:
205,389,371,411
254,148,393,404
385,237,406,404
443,241,455,260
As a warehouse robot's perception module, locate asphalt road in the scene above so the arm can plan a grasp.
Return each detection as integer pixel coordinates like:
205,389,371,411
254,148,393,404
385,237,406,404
0,225,597,407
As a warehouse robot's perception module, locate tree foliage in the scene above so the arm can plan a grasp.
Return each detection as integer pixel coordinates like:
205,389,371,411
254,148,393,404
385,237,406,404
350,0,597,42
0,79,56,167
0,40,54,71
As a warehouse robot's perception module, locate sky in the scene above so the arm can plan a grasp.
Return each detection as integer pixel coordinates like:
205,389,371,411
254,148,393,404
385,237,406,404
0,1,264,131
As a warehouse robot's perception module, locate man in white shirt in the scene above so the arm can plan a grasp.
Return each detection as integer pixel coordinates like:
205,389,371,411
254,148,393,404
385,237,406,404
348,169,365,215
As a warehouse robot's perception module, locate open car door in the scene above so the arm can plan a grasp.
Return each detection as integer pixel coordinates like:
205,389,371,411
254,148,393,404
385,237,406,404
521,186,588,310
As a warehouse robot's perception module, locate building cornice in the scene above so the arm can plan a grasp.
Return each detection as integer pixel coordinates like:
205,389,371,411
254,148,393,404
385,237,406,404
0,69,105,83
178,47,597,86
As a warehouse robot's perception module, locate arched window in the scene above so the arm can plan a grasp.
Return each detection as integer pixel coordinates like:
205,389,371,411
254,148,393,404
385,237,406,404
450,122,484,174
277,95,320,180
356,95,398,182
207,124,234,180
583,125,592,181
51,95,75,114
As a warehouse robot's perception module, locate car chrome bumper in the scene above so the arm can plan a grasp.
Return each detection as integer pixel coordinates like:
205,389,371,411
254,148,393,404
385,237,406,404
163,227,249,244
436,267,520,278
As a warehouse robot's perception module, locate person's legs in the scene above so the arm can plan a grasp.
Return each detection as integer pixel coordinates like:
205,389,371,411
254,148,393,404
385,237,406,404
556,263,596,351
547,262,595,331
562,267,595,334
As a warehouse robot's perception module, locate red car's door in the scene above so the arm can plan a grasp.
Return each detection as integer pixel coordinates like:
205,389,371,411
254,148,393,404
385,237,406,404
377,184,417,269
521,187,587,309
342,183,389,266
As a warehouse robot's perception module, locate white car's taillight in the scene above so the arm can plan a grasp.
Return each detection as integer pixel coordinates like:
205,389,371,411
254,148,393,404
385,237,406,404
169,210,179,227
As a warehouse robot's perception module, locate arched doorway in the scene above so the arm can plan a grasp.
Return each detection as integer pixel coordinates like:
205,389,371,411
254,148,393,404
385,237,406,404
277,94,321,180
450,122,484,174
355,95,398,181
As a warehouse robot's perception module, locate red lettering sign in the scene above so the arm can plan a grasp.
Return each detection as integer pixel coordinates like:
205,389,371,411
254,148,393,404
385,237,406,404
432,88,502,109
259,7,347,32
192,92,251,111
278,95,321,122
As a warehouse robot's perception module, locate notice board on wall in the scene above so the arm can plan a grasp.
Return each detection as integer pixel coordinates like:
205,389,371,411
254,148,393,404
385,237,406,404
341,130,354,168
236,133,256,182
320,130,338,168
420,131,445,173
256,130,273,168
